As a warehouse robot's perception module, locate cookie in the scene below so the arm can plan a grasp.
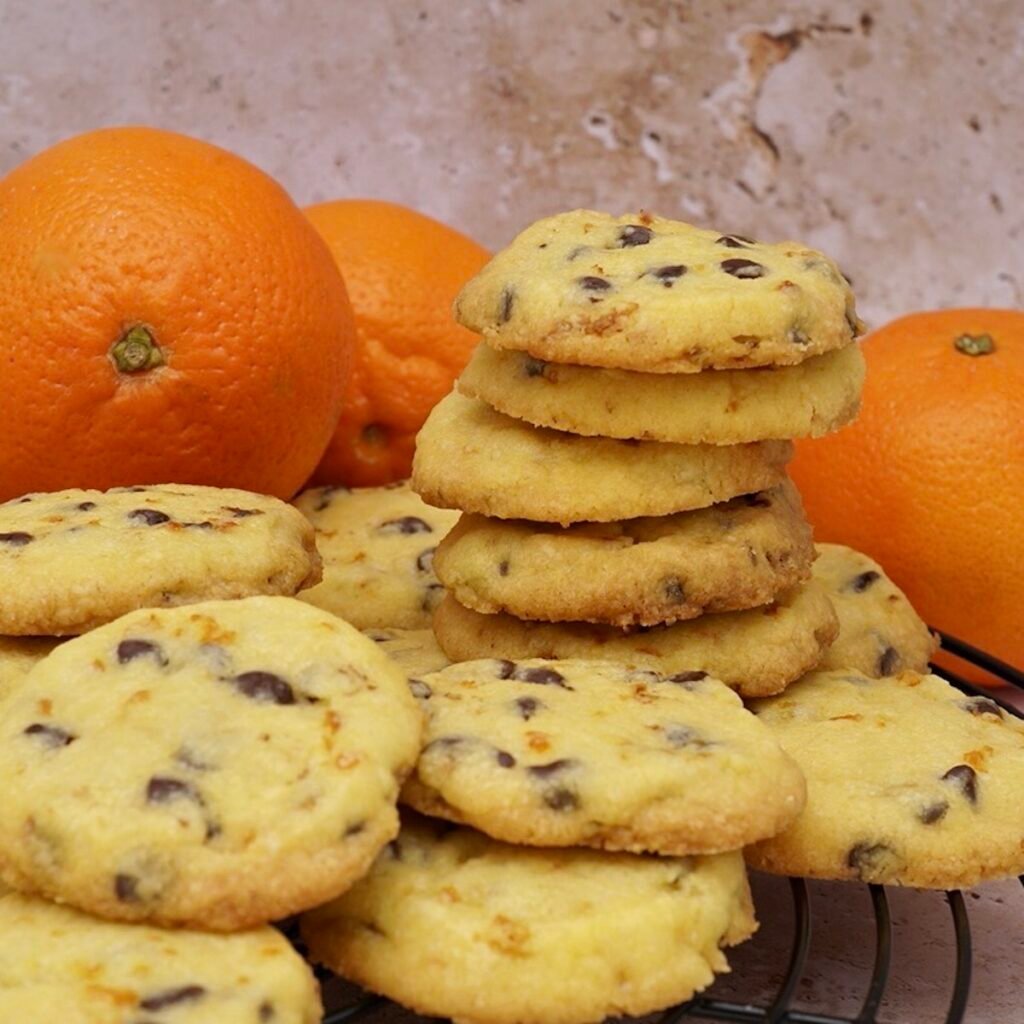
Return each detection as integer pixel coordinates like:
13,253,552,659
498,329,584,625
294,481,459,629
402,657,805,853
432,581,838,698
0,637,60,702
434,481,814,626
0,485,321,636
362,627,451,680
747,670,1024,887
0,887,321,1022
302,814,756,1024
454,209,863,374
0,596,423,930
458,343,864,444
413,393,792,525
813,543,938,675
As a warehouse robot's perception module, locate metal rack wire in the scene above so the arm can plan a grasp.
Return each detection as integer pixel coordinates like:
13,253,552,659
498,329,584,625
319,632,1024,1024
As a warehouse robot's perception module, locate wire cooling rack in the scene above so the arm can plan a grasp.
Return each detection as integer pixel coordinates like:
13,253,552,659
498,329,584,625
317,632,1024,1024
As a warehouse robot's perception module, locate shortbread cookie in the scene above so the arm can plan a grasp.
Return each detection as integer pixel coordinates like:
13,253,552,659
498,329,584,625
0,638,60,702
454,209,863,373
0,888,321,1022
413,393,792,525
813,543,938,675
294,482,459,629
459,343,865,444
362,627,451,680
0,597,422,930
0,485,321,635
302,815,756,1024
403,658,805,853
433,581,838,698
747,670,1024,887
434,482,813,626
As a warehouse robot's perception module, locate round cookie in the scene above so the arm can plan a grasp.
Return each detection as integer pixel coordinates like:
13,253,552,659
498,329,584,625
0,596,423,930
413,393,793,525
294,481,459,629
458,343,865,444
747,670,1024,888
362,627,451,680
454,209,863,373
813,543,938,676
403,657,805,853
0,485,321,636
0,637,61,702
0,888,321,1022
432,581,839,698
302,814,756,1024
434,481,814,626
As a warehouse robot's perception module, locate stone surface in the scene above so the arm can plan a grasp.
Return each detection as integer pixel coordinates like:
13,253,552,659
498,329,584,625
0,0,1020,326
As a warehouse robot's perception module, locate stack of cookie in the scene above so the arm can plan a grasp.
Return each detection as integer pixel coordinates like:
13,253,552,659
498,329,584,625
412,209,867,698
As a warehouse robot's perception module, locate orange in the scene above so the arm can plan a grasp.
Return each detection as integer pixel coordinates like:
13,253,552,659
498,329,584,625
790,309,1024,681
304,199,488,486
0,126,354,502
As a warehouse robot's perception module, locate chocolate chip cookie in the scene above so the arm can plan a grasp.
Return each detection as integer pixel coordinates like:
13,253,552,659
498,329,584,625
458,343,865,444
402,658,805,854
747,670,1024,888
302,814,756,1024
433,481,814,626
813,543,938,675
294,481,459,629
432,580,839,698
0,597,423,930
0,485,321,635
0,887,321,1022
413,393,792,525
454,210,863,373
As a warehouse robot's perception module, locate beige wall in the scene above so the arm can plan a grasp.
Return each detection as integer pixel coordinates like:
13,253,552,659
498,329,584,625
1,0,1020,325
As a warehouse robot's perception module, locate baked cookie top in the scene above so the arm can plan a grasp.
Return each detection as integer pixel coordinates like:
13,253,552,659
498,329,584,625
0,596,423,930
433,481,814,626
0,888,321,1023
413,393,792,525
0,638,61,703
362,627,451,682
294,481,458,629
454,210,863,373
432,580,839,698
302,814,756,1024
747,670,1024,888
813,543,938,676
0,485,321,636
402,657,805,854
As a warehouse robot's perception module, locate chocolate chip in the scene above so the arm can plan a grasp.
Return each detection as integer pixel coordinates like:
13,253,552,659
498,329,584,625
513,696,543,720
140,986,206,1011
721,258,767,279
846,841,894,879
378,516,432,535
523,357,548,378
543,788,579,811
499,287,516,323
128,508,171,526
960,696,1003,718
409,678,433,700
528,758,575,779
495,659,517,679
668,670,708,686
115,873,140,902
0,531,34,546
941,764,978,804
223,506,263,518
618,224,653,247
498,559,510,576
345,821,366,837
23,723,76,748
716,234,754,248
846,570,881,593
230,671,296,705
76,501,97,511
663,577,686,603
117,639,168,666
919,800,949,825
578,275,612,291
788,326,810,345
146,776,201,805
496,750,517,768
566,245,590,261
516,666,567,686
416,547,436,572
259,1002,276,1022
877,646,900,675
649,264,687,287
313,485,348,512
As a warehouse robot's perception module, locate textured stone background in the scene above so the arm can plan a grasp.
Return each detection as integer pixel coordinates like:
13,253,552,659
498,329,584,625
1,0,1020,326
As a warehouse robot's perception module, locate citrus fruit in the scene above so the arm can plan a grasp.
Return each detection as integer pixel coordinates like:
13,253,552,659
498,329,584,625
0,126,354,501
790,310,1024,680
304,199,488,487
